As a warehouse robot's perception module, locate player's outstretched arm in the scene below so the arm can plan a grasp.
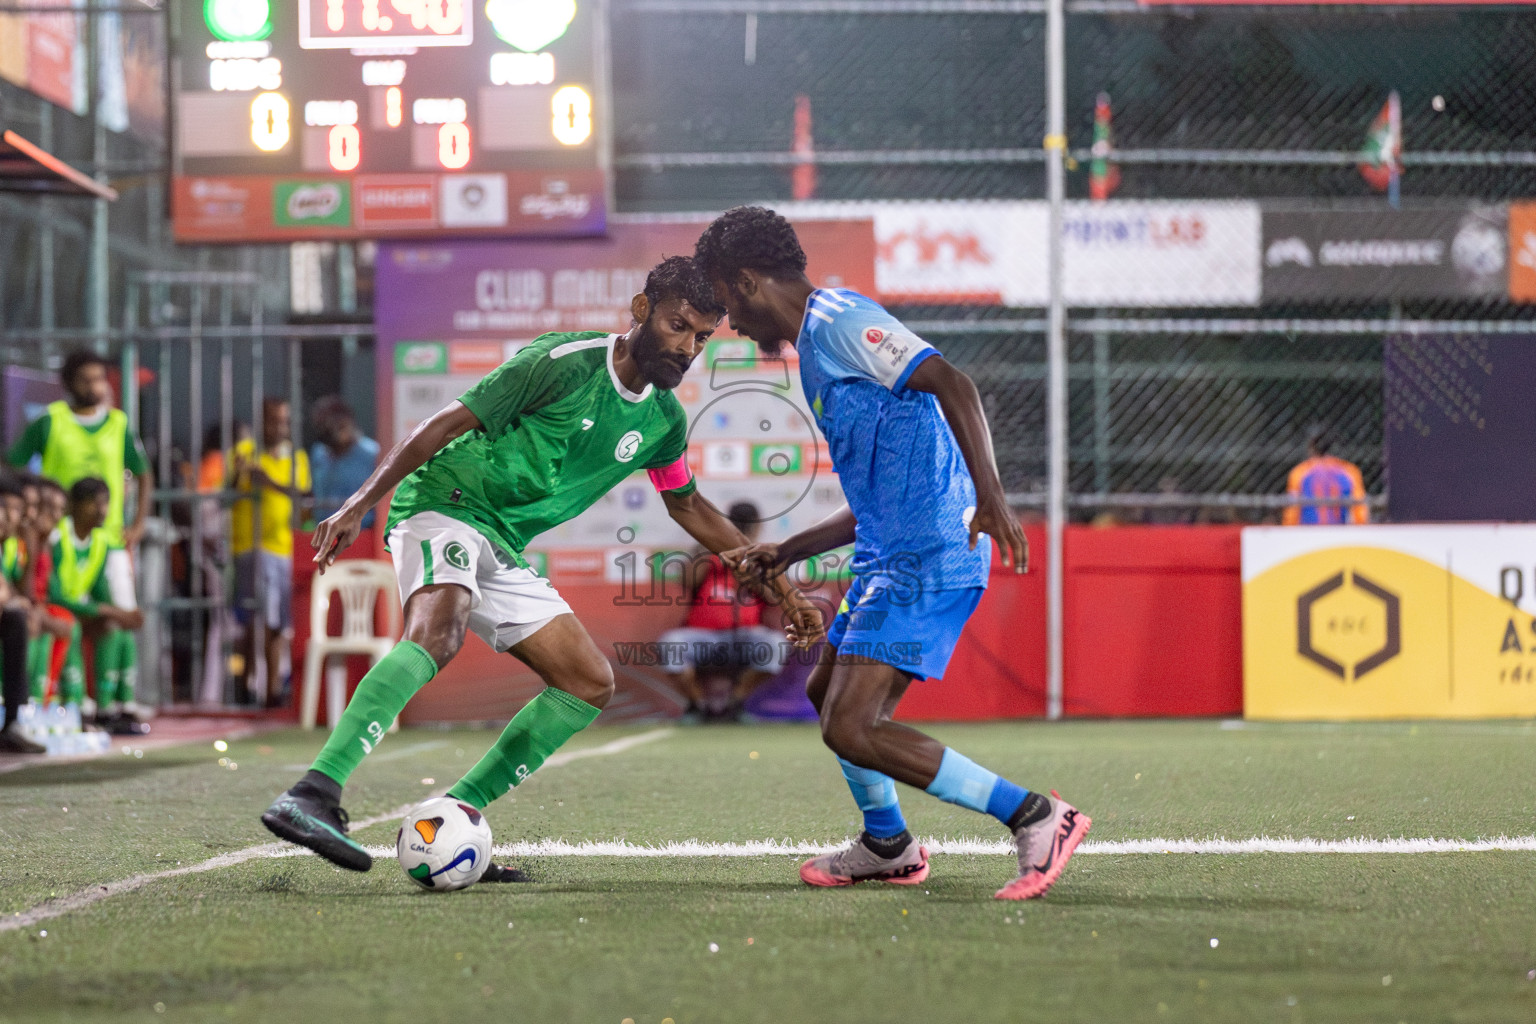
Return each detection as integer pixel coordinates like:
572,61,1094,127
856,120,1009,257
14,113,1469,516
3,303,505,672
662,487,826,647
311,401,483,573
758,504,857,575
905,355,1028,573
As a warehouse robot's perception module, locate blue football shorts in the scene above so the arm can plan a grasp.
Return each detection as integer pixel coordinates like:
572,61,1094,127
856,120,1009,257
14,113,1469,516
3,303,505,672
825,573,985,681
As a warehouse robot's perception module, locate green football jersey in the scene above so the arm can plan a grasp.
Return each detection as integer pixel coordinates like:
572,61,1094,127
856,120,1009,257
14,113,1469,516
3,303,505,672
387,332,691,567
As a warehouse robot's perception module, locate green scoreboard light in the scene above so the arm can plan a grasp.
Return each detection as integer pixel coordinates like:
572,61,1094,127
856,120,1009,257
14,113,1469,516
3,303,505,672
173,0,609,241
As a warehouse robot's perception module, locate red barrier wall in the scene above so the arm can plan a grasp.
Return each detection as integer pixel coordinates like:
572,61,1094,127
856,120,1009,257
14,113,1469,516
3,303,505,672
894,525,1049,721
289,522,1244,723
1062,525,1243,717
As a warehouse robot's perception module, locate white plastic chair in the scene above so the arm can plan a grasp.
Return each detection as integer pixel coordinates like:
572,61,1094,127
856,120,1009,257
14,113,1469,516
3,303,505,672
301,560,403,731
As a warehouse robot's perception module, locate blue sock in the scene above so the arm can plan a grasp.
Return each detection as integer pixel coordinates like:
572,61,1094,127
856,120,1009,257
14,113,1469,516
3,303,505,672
924,748,1031,827
839,758,908,838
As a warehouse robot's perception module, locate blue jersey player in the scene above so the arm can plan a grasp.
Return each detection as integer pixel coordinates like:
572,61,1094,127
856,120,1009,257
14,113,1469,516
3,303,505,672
695,207,1090,900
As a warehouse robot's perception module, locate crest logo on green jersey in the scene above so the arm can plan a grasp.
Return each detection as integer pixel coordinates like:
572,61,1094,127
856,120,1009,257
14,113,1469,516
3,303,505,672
444,542,471,570
614,430,643,463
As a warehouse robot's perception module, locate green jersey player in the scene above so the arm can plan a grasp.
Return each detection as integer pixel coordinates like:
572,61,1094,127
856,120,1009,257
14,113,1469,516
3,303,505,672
262,257,824,875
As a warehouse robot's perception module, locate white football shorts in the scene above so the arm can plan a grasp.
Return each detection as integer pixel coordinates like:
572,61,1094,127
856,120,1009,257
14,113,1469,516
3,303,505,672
388,510,571,653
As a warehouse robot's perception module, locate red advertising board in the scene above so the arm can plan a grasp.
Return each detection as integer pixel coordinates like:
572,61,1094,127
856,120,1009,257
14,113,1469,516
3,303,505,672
0,3,84,113
173,169,608,243
354,175,437,230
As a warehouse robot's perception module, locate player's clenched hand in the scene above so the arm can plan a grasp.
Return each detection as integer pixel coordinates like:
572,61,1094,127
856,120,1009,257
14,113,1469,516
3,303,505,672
782,592,826,649
970,493,1028,573
722,542,783,585
312,505,365,574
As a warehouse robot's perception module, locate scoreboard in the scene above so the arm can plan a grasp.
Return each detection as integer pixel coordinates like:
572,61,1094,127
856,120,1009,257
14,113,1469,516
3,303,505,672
172,0,608,241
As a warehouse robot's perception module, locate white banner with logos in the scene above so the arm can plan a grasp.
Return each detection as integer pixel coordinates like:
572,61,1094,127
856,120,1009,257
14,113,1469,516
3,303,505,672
762,200,1262,307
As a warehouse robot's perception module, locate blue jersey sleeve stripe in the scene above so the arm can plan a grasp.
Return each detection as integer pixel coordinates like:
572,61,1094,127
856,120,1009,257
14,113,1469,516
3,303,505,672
892,346,940,393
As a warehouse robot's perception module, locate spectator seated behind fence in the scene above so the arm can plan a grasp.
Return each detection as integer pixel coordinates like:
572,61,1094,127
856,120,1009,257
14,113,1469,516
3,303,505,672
6,349,153,549
659,501,787,723
49,478,148,735
0,473,45,753
309,396,379,527
16,477,77,707
1284,427,1368,526
230,397,313,707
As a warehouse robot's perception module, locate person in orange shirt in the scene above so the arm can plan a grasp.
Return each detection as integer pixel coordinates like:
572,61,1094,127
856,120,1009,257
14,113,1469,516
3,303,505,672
197,421,250,495
1284,428,1369,525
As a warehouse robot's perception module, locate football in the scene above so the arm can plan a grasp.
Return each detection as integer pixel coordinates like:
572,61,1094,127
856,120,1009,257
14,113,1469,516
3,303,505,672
396,797,493,892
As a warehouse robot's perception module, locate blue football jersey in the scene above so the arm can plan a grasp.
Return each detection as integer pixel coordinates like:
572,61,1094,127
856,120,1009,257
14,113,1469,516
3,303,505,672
797,288,989,592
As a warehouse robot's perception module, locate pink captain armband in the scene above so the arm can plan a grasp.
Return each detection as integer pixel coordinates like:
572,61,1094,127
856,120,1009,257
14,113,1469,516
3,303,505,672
647,456,694,493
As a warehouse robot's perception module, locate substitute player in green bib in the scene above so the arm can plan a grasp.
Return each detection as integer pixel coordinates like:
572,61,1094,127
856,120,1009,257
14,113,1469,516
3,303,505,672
7,350,153,549
45,478,147,731
261,257,824,874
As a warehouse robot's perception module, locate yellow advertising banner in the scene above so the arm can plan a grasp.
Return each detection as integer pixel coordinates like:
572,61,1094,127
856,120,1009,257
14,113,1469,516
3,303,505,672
1243,525,1536,720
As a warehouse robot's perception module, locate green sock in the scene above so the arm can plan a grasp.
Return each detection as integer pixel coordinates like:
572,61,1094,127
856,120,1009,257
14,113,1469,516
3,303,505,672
27,635,49,702
60,624,84,706
310,641,438,787
96,630,124,707
116,631,138,704
447,687,601,810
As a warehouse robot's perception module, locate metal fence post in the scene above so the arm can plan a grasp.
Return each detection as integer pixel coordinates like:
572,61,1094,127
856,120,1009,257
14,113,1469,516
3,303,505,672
1044,0,1067,721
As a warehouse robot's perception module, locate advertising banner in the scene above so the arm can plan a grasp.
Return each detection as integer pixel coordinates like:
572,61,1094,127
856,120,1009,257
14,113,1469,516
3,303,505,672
862,201,1045,305
374,220,874,567
0,2,86,114
1385,333,1536,522
1262,208,1507,301
731,200,1261,307
1507,201,1536,302
1062,201,1261,306
173,170,606,242
1243,525,1536,720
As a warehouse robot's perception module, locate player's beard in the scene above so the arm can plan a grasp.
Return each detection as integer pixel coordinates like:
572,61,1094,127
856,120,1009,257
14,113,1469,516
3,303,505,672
752,334,783,359
631,316,693,390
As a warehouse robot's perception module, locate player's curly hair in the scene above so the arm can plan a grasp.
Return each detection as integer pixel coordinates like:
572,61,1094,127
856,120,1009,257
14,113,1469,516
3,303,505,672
69,477,110,505
643,255,725,318
693,206,808,285
60,349,109,389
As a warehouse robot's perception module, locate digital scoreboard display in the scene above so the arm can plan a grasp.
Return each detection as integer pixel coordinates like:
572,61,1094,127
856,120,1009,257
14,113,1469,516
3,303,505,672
172,0,608,241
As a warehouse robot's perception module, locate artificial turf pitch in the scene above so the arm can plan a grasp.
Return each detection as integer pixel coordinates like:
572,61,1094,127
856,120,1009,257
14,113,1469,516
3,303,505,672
4,719,1536,1023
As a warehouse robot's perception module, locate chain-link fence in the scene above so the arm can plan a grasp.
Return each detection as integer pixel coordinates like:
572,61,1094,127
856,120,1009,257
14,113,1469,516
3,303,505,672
7,1,1531,517
611,1,1536,519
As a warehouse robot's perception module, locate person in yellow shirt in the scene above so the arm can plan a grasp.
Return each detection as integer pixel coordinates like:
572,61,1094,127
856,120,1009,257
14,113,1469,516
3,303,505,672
230,398,312,707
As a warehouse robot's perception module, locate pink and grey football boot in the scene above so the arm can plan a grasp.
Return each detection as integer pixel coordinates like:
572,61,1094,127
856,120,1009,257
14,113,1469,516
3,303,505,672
994,791,1091,900
800,834,931,887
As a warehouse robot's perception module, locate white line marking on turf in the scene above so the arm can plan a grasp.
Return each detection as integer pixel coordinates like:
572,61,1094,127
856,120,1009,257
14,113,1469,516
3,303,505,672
544,727,672,768
0,844,291,933
1,727,673,933
364,738,452,764
1080,836,1536,855
281,738,451,771
301,835,1536,858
